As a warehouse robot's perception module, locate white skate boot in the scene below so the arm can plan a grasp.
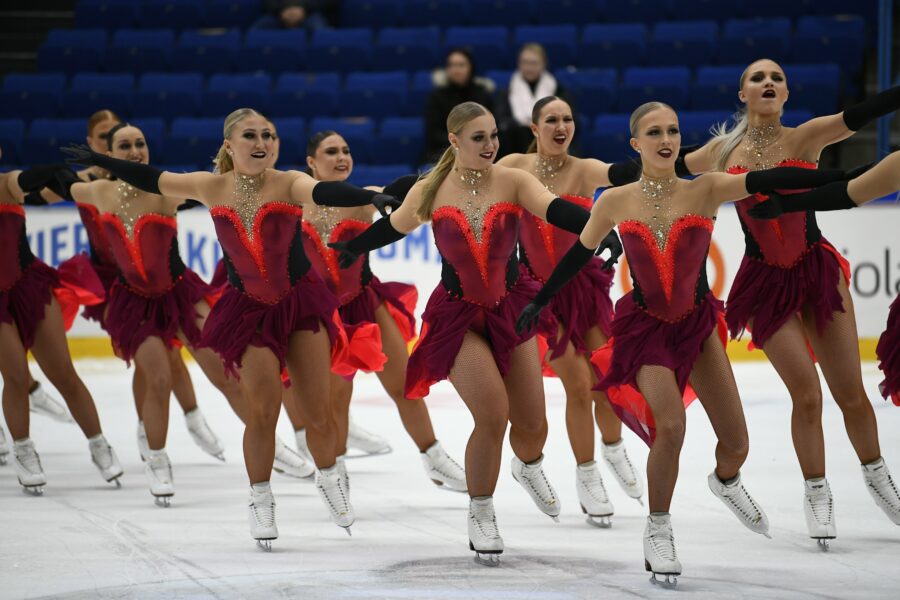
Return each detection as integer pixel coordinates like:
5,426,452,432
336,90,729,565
29,381,73,423
145,449,174,507
421,441,466,492
804,477,836,550
576,461,614,528
13,438,46,495
602,439,644,503
294,428,312,461
644,513,681,587
273,437,315,479
468,496,503,566
511,455,560,521
316,465,354,534
707,471,770,537
861,458,900,525
184,408,224,461
88,434,123,487
136,421,150,462
346,415,392,458
336,454,349,493
249,482,278,551
0,427,9,466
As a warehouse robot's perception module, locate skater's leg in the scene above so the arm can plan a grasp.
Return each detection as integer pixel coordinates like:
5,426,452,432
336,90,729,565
238,345,282,483
169,349,198,414
286,326,337,469
584,327,622,445
281,384,305,431
330,373,352,456
502,337,548,464
133,362,145,418
0,323,31,440
133,336,173,451
548,335,598,465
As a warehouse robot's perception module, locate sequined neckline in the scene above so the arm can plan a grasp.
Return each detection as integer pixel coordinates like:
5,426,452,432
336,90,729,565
533,153,568,193
636,174,678,251
740,122,785,170
306,204,345,245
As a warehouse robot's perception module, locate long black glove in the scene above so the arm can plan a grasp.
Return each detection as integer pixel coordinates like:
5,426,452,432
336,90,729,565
515,239,595,334
843,85,900,131
545,197,590,234
606,145,698,186
17,164,79,199
382,174,419,201
61,144,162,194
744,166,846,195
23,190,48,206
311,180,401,217
747,181,858,219
327,215,405,268
594,230,623,270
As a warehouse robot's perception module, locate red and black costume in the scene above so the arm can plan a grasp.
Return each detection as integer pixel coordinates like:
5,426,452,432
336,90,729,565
878,297,900,406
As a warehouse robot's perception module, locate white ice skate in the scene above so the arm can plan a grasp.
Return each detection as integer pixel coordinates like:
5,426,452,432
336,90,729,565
294,428,312,461
0,427,9,466
468,496,503,566
804,477,836,550
88,434,123,487
273,437,315,479
421,441,466,492
29,381,73,423
136,421,150,462
707,471,770,537
861,458,900,525
145,449,174,507
336,454,349,493
602,439,644,503
184,408,225,461
576,461,614,528
249,483,278,551
511,455,560,521
316,465,354,534
345,416,392,458
644,513,681,587
13,438,46,495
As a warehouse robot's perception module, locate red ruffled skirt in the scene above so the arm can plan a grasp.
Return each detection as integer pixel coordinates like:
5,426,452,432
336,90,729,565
591,292,727,446
54,253,109,330
877,294,900,406
405,269,556,399
105,268,210,362
0,259,59,350
201,270,347,378
726,240,850,349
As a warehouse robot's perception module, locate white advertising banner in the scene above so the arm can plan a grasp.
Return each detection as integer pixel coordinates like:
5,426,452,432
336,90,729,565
23,203,899,339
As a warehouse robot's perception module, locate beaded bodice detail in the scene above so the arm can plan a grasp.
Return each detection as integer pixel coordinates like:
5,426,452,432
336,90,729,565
0,204,36,291
533,153,568,194
301,217,370,305
737,123,787,170
520,194,592,282
231,172,266,241
450,166,498,242
100,212,185,296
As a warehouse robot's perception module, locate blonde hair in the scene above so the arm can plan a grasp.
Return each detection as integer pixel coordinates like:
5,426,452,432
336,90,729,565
416,101,491,221
710,59,787,171
213,108,263,174
519,42,547,64
87,109,120,136
629,101,676,137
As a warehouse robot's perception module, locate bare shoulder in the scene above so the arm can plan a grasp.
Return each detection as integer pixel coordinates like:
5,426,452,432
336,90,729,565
496,153,529,168
593,183,632,220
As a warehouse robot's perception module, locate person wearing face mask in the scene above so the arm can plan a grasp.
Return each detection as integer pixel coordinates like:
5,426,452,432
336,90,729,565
675,58,900,549
61,107,403,549
514,101,857,585
329,101,623,566
498,96,642,526
424,48,496,163
292,129,466,494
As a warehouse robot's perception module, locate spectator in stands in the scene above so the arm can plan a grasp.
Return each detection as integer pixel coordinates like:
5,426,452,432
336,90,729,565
497,44,567,156
423,48,496,163
252,0,340,30
80,109,121,181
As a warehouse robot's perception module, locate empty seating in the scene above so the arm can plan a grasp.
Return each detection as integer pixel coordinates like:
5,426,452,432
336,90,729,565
340,0,402,29
374,117,424,165
172,29,241,75
554,68,618,116
238,30,306,74
307,29,374,73
62,73,135,118
618,67,691,111
649,21,719,68
692,65,744,111
444,26,511,71
0,119,27,164
24,118,86,164
167,117,222,165
513,25,578,68
38,29,108,73
341,71,410,118
202,73,272,117
781,63,842,115
579,24,648,70
75,0,138,30
374,27,441,72
719,18,792,65
0,73,66,120
270,72,341,118
133,73,204,120
399,0,468,28
104,29,176,73
793,16,865,75
586,114,632,162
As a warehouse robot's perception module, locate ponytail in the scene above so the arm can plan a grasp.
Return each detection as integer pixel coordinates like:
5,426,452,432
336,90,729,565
710,109,749,172
213,107,262,174
416,146,455,221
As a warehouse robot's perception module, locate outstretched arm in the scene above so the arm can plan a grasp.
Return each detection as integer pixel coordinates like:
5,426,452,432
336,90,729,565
797,85,900,151
700,166,848,209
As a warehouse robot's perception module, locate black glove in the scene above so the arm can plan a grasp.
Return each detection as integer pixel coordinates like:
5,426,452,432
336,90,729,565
515,303,546,336
371,193,402,217
326,240,360,268
606,145,698,186
843,85,900,131
545,197,590,234
382,174,418,201
59,144,94,166
327,215,405,269
61,144,163,194
311,180,401,217
595,229,623,270
744,167,845,195
23,190,48,206
17,164,68,192
748,180,857,219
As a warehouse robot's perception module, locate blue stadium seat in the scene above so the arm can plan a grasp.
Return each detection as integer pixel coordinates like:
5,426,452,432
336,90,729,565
399,0,468,28
692,65,743,111
513,25,578,68
586,114,632,162
539,0,600,24
238,30,306,74
601,0,670,24
374,117,423,166
74,0,138,30
782,110,814,127
793,16,866,76
307,29,373,73
444,26,511,71
0,74,66,120
308,118,375,163
340,0,401,29
649,21,719,68
579,24,647,69
814,0,876,23
677,110,731,146
133,73,204,120
341,71,409,118
0,119,27,164
471,0,536,27
485,70,513,91
554,68,618,116
204,0,264,28
139,0,205,30
747,0,812,20
618,67,691,112
349,164,413,186
719,18,792,66
105,29,176,74
173,29,240,75
409,70,434,113
62,73,135,119
664,0,737,22
38,29,108,74
781,63,842,116
24,119,86,164
374,27,441,72
269,116,305,164
201,73,272,117
168,117,222,165
270,72,341,118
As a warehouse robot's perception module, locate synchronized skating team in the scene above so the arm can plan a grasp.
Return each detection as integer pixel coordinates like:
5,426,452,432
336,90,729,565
2,57,900,586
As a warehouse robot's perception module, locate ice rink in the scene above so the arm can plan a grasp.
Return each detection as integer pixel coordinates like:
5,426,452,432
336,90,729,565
2,359,899,599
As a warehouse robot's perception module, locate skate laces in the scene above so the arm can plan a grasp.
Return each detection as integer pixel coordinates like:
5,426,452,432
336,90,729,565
521,463,557,505
604,446,638,485
149,454,172,484
806,484,833,524
250,492,276,528
276,441,305,466
90,441,113,469
865,468,900,508
579,466,610,502
17,445,42,474
318,472,350,515
721,479,763,523
647,519,677,561
431,449,464,478
471,503,500,539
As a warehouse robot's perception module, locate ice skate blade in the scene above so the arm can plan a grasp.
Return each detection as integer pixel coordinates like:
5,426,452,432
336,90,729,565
650,574,678,588
343,447,392,460
815,537,834,551
585,515,612,528
256,539,274,552
21,484,44,496
213,453,225,462
469,542,502,567
153,495,173,508
110,477,122,489
634,497,644,506
0,455,8,466
343,526,352,537
431,479,468,493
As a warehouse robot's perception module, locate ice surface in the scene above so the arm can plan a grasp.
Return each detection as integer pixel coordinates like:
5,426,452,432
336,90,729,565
1,360,899,599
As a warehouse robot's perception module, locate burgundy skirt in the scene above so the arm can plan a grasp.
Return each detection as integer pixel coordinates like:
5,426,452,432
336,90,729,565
0,259,59,350
877,294,900,406
201,270,344,377
541,260,614,361
105,268,210,362
53,253,111,330
405,269,556,399
726,240,850,348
